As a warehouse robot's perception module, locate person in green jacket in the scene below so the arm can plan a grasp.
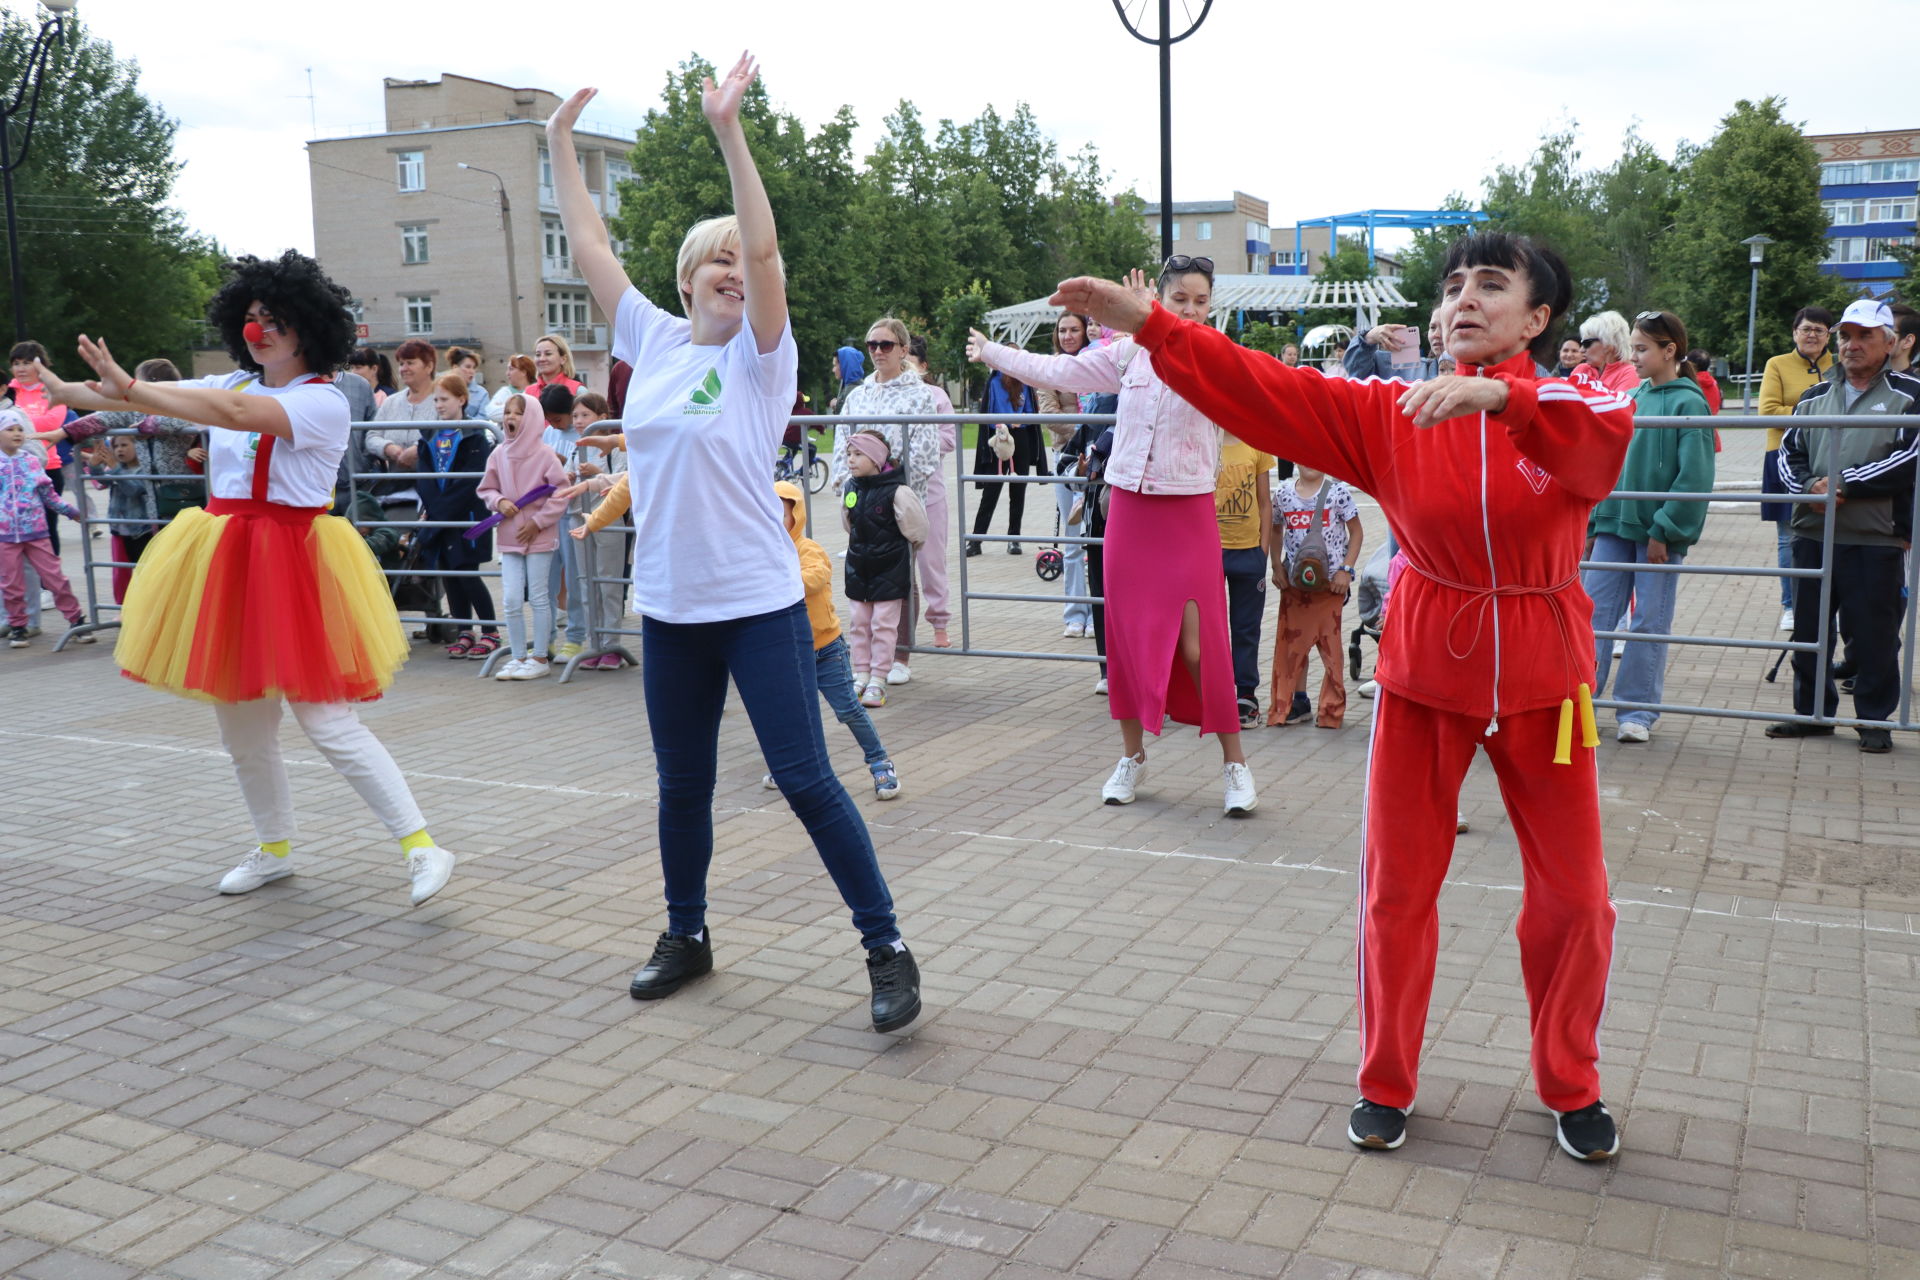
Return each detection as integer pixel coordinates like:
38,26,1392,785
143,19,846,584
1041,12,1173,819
1583,310,1715,743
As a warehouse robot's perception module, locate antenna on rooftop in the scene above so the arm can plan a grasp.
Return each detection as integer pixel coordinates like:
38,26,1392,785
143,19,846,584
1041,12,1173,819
291,67,317,136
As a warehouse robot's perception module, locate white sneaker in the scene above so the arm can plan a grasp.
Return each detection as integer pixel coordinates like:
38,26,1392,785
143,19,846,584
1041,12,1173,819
1779,608,1795,633
1610,638,1626,659
494,658,527,681
219,848,293,894
1358,680,1378,699
886,662,912,685
1063,622,1084,639
1093,677,1109,696
761,773,779,790
1102,753,1146,805
406,845,456,906
515,658,552,680
1223,762,1258,816
1616,722,1651,744
39,591,55,610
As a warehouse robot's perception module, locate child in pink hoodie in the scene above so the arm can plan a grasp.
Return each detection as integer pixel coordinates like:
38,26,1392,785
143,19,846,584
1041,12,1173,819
477,394,570,680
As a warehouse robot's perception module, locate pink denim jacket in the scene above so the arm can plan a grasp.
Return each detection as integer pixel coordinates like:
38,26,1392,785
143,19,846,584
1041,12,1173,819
975,337,1222,496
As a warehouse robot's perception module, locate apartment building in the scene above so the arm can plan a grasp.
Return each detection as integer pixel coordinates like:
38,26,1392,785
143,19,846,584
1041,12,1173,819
301,74,635,389
1141,192,1273,274
1807,127,1918,297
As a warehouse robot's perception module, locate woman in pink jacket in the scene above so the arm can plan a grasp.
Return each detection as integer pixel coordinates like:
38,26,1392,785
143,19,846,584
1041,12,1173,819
476,393,571,680
968,260,1255,817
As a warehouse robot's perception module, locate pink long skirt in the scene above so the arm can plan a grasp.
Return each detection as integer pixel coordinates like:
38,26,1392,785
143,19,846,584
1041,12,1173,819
1102,486,1239,736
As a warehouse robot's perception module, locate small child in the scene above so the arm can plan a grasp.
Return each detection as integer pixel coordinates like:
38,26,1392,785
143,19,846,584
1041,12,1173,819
85,433,160,604
841,430,927,708
538,384,589,661
568,391,629,670
477,393,570,681
1213,432,1277,728
764,480,902,800
1268,463,1363,728
0,411,91,648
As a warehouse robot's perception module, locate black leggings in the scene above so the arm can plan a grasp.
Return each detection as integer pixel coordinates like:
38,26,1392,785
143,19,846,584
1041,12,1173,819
425,543,498,634
45,466,65,553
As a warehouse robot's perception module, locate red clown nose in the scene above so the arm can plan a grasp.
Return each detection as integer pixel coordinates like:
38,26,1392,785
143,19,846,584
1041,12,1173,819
243,321,266,346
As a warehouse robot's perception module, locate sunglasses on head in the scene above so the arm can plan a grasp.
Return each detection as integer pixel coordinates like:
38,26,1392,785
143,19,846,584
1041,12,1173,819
865,339,898,353
1163,255,1214,276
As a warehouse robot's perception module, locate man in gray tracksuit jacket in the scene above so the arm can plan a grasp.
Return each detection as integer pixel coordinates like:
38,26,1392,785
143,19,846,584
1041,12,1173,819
1770,299,1918,752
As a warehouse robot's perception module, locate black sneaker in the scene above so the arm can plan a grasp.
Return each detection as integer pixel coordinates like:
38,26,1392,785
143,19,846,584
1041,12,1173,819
6,626,26,649
866,945,921,1033
629,931,713,1000
1236,696,1260,730
1859,728,1893,754
965,541,982,557
1347,1099,1409,1150
1284,693,1312,725
1008,543,1023,555
1764,721,1834,738
1555,1101,1619,1160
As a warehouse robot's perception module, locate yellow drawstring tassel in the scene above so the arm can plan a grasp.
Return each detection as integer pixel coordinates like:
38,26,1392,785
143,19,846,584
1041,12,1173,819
1553,698,1574,765
1577,683,1600,748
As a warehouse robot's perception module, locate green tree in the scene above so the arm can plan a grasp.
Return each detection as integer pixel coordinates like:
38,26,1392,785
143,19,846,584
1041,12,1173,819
1592,131,1681,319
1660,97,1854,370
1480,127,1609,317
0,15,224,370
931,279,991,405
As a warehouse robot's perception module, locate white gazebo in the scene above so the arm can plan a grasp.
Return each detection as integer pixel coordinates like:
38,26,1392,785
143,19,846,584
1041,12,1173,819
983,274,1412,348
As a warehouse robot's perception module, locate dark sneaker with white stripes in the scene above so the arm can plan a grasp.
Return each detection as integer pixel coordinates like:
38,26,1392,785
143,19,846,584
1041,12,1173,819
1555,1100,1620,1160
1347,1099,1410,1150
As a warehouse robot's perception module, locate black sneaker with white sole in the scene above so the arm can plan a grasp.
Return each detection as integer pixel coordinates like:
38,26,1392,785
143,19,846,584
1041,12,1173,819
1554,1100,1619,1160
629,930,713,1000
1347,1099,1409,1150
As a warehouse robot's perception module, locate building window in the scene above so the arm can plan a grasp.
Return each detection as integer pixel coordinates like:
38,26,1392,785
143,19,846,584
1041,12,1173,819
1869,197,1916,223
396,151,424,192
404,295,433,334
1868,235,1915,262
1824,199,1866,226
606,159,632,213
1169,220,1180,240
1196,221,1212,241
401,224,429,264
542,218,571,272
1822,158,1920,185
546,288,590,333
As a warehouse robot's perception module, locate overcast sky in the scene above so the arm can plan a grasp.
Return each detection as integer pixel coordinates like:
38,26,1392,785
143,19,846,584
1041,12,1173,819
44,0,1908,268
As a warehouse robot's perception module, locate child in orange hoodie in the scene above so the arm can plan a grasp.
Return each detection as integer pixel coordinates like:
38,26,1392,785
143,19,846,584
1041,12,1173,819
578,479,901,800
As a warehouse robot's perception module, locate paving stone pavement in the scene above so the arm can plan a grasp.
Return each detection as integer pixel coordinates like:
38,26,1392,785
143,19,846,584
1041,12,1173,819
2,438,1917,1279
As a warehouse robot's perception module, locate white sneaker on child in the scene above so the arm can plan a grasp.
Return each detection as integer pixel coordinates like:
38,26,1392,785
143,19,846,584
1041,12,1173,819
220,848,293,894
494,658,527,681
515,658,551,680
887,662,912,685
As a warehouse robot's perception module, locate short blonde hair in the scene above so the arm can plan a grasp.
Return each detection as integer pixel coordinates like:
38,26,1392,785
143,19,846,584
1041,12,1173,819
675,214,786,313
1579,310,1631,360
534,332,576,378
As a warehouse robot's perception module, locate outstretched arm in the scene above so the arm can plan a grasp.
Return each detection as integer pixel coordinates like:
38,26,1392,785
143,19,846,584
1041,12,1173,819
704,52,786,354
547,88,635,319
40,343,294,438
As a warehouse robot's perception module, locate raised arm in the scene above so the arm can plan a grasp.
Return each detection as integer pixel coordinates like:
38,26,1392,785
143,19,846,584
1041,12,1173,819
965,328,1124,397
703,52,786,354
547,89,636,319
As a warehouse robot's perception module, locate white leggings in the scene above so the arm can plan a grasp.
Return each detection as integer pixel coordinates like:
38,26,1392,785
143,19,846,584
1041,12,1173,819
214,700,425,845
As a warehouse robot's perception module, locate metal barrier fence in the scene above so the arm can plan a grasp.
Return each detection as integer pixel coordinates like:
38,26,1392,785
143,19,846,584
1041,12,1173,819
47,409,1917,737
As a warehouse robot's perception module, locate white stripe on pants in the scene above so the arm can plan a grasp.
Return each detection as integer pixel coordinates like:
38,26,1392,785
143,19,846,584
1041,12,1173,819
214,700,425,844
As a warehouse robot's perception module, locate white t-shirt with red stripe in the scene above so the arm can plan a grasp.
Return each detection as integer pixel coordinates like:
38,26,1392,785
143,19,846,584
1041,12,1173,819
184,371,349,508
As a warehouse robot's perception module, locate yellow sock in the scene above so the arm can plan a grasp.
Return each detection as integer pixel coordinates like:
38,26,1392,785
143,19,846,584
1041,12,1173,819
260,839,291,858
399,829,435,857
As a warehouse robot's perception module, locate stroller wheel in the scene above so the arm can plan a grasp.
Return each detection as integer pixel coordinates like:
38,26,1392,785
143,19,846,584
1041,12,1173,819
1034,548,1064,581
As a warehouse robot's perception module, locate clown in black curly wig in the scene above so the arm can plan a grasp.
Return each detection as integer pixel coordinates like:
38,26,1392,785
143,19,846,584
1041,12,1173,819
207,250,357,376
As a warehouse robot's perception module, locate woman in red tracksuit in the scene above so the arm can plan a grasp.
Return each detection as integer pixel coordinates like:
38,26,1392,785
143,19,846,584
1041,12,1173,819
1054,232,1635,1162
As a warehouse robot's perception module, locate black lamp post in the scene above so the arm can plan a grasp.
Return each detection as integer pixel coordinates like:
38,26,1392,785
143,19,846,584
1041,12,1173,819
2,0,75,342
1111,0,1213,262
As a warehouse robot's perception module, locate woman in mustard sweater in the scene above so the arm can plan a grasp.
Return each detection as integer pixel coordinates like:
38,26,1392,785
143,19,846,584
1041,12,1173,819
1757,307,1833,629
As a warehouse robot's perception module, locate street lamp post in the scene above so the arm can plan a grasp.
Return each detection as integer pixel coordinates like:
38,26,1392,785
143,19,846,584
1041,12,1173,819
1,0,76,341
1742,234,1774,410
458,162,524,356
1111,0,1213,263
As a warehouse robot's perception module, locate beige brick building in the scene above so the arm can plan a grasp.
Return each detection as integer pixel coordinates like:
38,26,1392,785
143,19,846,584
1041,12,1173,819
1141,191,1273,274
294,74,635,391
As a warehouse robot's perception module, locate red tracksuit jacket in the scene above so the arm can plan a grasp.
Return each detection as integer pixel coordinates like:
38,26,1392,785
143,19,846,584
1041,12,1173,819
1132,306,1635,724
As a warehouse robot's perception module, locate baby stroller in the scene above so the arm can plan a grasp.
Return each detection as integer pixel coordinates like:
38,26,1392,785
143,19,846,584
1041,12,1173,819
1348,542,1394,680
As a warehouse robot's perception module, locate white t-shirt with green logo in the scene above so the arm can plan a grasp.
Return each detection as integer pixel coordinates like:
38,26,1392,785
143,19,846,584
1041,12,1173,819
613,285,803,623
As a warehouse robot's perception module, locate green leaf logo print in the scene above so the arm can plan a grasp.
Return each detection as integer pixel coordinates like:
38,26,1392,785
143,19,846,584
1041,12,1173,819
689,368,723,406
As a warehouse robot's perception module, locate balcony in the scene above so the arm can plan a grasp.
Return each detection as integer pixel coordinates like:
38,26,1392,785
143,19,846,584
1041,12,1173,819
542,254,584,283
550,323,608,350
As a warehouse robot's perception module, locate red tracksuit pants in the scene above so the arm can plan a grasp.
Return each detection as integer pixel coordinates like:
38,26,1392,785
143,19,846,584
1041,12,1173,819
1360,690,1614,1113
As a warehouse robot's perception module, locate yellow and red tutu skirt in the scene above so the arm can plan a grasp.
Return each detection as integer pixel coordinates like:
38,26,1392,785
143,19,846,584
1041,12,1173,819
115,498,408,704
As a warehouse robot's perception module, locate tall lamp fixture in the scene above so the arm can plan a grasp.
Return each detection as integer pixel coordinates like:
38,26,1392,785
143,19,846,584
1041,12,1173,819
458,162,524,356
1111,0,1213,263
2,0,76,341
1742,234,1774,410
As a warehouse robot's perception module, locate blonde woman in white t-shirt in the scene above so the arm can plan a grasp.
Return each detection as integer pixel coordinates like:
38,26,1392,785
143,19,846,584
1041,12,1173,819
547,56,921,1034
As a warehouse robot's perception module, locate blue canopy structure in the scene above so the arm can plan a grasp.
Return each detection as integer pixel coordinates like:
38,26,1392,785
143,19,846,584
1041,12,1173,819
1280,208,1491,276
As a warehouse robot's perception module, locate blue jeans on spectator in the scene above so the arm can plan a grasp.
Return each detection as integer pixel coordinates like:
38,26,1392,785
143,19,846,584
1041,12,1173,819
814,636,890,772
1584,533,1686,729
1221,546,1268,701
1052,480,1090,629
1776,524,1794,610
548,529,587,646
642,601,901,949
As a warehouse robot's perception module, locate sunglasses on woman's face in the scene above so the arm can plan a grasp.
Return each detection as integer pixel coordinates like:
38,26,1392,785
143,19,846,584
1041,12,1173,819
866,340,898,353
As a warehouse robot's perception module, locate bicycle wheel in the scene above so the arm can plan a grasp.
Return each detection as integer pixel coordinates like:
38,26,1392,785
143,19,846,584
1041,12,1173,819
806,455,829,494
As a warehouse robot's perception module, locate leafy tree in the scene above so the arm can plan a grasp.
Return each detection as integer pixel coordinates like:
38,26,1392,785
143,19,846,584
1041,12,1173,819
1592,131,1681,320
0,15,224,371
1480,127,1609,317
1237,320,1292,359
1660,97,1854,370
931,279,991,405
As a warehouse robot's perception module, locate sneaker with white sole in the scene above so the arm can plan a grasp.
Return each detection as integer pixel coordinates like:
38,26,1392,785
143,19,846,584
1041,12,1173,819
1554,1100,1619,1160
886,662,912,685
761,773,779,790
1358,679,1378,699
514,658,551,680
1093,676,1108,696
1348,1099,1411,1150
1223,762,1257,816
1610,638,1626,659
1101,753,1146,804
219,848,294,894
406,845,456,906
494,658,527,681
1616,722,1650,744
1062,622,1085,639
872,765,902,801
860,682,886,708
1778,608,1795,633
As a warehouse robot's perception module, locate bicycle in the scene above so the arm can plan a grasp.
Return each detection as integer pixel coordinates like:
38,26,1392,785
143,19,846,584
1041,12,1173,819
774,438,829,494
